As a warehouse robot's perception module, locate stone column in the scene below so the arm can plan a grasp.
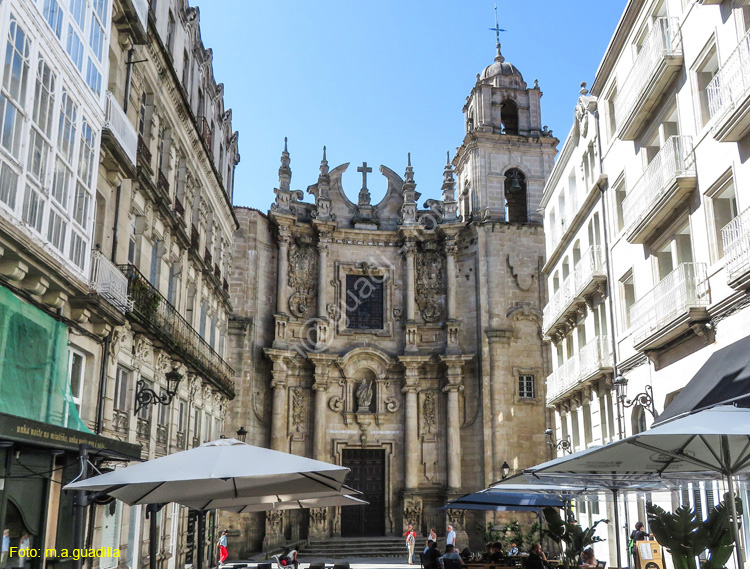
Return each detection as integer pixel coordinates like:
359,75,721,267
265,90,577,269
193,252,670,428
441,355,470,490
265,350,290,452
405,245,416,321
276,227,291,315
309,354,336,462
444,240,457,320
317,241,328,318
399,358,422,489
485,329,513,483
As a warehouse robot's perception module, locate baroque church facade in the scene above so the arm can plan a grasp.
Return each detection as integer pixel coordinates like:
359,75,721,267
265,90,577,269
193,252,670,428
224,45,558,553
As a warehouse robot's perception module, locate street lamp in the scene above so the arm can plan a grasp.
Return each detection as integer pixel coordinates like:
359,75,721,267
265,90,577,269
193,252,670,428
501,461,511,479
613,375,657,418
236,426,247,442
544,427,572,454
134,367,183,414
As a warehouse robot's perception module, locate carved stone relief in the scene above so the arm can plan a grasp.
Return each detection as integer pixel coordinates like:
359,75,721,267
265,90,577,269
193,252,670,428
287,236,317,317
507,251,536,291
415,242,443,322
422,390,436,435
291,387,305,434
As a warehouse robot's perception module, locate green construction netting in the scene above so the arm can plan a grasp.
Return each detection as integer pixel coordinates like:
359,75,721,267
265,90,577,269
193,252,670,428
0,285,90,433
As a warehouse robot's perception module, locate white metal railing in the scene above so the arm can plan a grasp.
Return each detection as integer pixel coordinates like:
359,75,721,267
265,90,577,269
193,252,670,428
614,18,682,124
707,28,750,124
630,262,709,344
622,136,695,231
722,206,750,282
543,275,575,332
132,0,149,33
546,336,610,402
90,249,133,313
103,90,137,168
574,245,605,294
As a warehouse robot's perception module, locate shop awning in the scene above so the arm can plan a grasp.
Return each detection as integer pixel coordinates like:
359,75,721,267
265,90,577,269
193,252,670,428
0,412,141,459
655,334,750,425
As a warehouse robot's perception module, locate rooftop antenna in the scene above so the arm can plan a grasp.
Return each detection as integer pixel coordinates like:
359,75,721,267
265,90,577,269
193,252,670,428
489,4,507,47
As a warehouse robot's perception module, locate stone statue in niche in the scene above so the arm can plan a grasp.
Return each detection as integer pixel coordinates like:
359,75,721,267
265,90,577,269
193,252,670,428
416,242,444,322
356,378,373,412
287,236,316,317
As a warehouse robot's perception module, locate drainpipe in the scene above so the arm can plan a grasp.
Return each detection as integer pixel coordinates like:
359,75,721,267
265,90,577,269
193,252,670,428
95,331,111,435
594,107,632,569
111,183,121,265
123,48,134,113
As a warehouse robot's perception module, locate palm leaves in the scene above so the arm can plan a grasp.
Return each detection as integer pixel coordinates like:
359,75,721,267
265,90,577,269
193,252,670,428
646,493,742,569
542,507,609,569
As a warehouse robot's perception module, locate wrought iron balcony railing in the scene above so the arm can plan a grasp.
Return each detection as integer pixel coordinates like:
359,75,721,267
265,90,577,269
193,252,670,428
614,18,682,138
546,336,611,403
118,264,235,397
102,91,137,169
90,249,133,313
706,28,750,141
622,136,695,239
722,206,750,285
630,262,709,345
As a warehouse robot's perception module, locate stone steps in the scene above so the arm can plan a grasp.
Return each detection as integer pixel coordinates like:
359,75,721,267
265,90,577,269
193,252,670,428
300,537,411,558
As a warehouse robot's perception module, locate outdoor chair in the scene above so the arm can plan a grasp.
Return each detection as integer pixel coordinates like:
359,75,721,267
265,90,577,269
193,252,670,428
444,560,462,569
308,564,325,569
256,564,272,569
332,564,350,569
596,562,607,569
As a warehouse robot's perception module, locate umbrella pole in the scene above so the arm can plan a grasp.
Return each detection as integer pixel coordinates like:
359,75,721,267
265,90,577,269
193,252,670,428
725,472,745,568
612,489,623,569
146,504,164,569
197,510,206,569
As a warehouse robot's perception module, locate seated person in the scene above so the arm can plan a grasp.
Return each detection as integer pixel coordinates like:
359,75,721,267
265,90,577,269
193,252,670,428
491,541,505,562
483,543,496,562
278,548,298,569
461,548,474,562
580,548,597,569
423,540,442,569
527,544,549,569
509,542,520,556
442,544,464,568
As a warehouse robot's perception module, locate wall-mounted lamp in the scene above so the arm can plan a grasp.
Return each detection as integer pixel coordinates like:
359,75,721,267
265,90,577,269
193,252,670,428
544,427,572,454
613,375,657,418
134,367,183,414
236,426,248,442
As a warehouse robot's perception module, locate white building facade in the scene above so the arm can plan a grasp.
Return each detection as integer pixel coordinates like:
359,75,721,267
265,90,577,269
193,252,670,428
542,0,750,567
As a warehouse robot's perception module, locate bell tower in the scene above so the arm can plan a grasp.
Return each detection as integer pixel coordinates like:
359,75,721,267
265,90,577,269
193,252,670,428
454,42,558,223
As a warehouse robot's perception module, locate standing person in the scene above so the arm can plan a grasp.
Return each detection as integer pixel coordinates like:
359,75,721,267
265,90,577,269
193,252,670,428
404,523,417,565
1,530,9,568
446,524,456,549
217,529,229,564
428,528,437,547
630,521,651,569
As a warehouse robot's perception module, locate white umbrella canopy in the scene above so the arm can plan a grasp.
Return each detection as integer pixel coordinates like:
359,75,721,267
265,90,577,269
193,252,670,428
64,438,351,507
220,493,369,514
179,484,363,511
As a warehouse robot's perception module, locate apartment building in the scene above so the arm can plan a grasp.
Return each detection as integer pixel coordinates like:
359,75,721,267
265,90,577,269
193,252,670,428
542,0,750,566
0,0,239,568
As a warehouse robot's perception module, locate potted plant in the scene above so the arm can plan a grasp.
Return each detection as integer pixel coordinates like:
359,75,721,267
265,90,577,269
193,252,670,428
647,493,742,569
543,507,609,569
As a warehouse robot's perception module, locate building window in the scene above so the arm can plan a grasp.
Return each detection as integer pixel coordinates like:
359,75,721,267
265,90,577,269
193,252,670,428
695,46,718,128
711,178,737,260
606,85,617,141
150,240,161,286
138,91,148,137
177,400,186,433
193,409,201,446
66,26,84,71
43,0,64,37
1,18,31,160
137,380,152,420
518,374,535,399
167,12,176,53
128,216,137,263
69,350,86,412
182,50,191,90
345,275,384,330
57,89,78,163
619,270,636,330
157,389,168,426
114,366,130,411
500,99,519,135
504,168,527,223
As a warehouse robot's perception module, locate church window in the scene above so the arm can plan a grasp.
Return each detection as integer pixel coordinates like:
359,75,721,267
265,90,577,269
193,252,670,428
504,168,527,223
500,99,519,135
345,275,384,330
518,374,535,399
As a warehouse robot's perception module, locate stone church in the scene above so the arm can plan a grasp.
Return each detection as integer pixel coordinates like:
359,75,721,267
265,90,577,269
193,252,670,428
224,44,558,553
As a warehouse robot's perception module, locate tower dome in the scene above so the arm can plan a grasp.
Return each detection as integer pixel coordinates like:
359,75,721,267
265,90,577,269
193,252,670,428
480,43,524,81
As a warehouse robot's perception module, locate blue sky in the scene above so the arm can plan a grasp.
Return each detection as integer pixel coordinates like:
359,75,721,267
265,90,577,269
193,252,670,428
193,1,626,211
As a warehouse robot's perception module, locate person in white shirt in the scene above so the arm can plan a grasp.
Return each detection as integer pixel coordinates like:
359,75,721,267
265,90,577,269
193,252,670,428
446,525,456,549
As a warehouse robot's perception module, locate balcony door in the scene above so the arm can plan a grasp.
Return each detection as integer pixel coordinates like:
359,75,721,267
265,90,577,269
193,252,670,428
654,220,692,281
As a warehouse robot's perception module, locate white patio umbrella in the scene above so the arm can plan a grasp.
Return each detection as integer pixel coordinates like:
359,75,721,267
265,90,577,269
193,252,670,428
220,492,368,514
524,406,750,568
64,439,352,569
179,483,363,511
64,438,351,505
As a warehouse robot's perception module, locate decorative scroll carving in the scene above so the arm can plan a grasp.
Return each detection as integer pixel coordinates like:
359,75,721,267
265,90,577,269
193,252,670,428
288,236,317,317
291,387,305,433
422,391,436,434
385,397,400,413
403,497,423,528
507,251,536,291
328,395,344,412
416,242,443,322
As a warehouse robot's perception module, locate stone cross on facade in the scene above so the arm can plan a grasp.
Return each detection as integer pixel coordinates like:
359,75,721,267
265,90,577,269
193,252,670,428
357,161,372,206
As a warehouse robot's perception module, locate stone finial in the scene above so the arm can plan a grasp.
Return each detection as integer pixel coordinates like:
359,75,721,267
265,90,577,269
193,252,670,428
278,137,291,192
580,81,589,96
442,151,458,223
534,79,539,89
400,153,420,226
319,145,329,178
495,42,505,64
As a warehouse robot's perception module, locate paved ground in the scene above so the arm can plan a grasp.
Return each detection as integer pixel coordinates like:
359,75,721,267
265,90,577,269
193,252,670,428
228,559,413,568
